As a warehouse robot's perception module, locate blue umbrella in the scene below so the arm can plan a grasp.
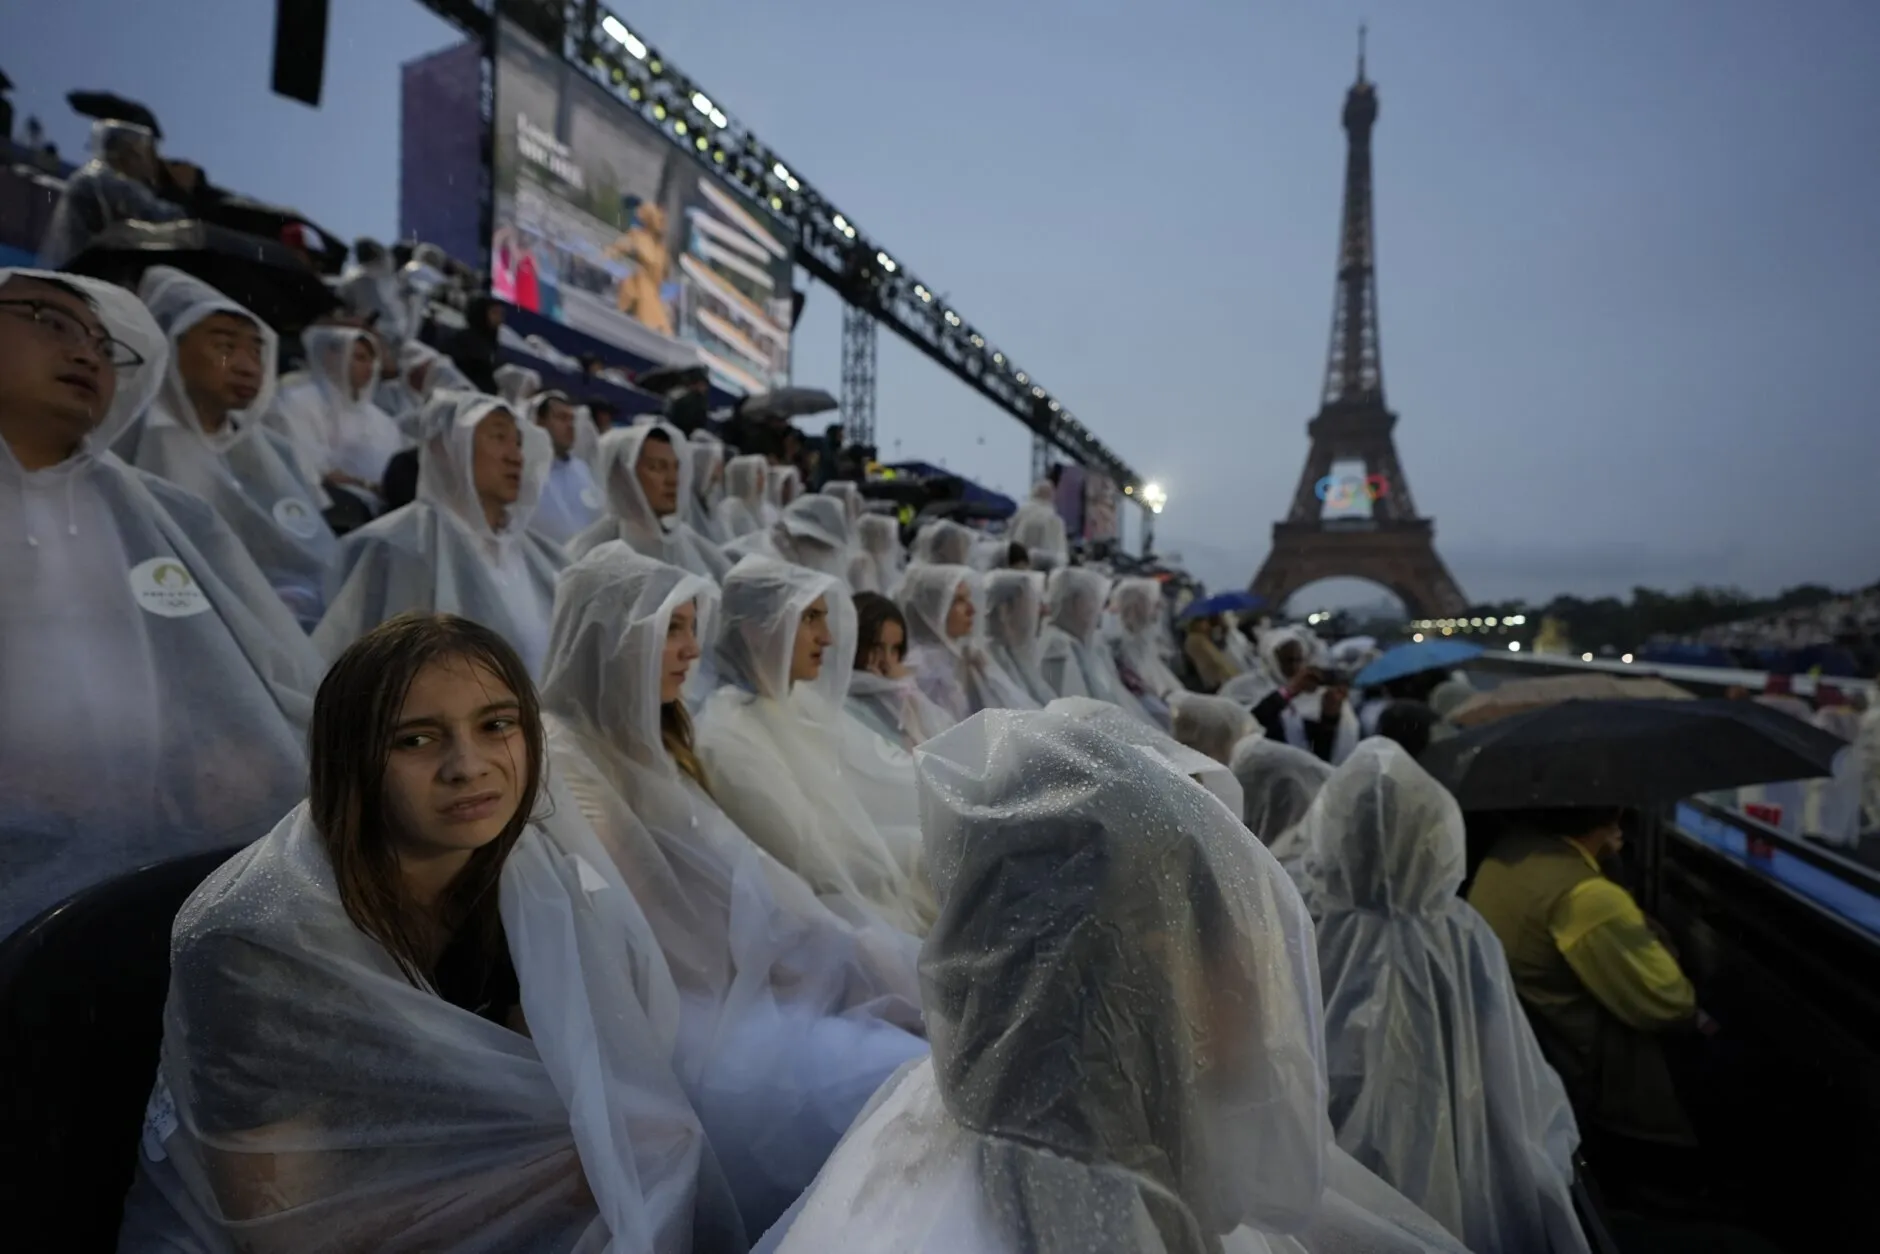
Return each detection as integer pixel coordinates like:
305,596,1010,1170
1179,591,1265,622
1355,639,1483,687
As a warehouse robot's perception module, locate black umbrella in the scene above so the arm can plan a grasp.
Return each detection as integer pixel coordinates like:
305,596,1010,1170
736,385,838,422
65,219,338,332
634,363,709,396
1420,698,1847,810
66,90,162,137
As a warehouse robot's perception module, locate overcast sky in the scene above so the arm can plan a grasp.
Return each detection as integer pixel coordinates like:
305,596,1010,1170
7,0,1876,608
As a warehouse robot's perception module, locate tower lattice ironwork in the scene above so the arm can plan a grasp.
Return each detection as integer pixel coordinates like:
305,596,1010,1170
840,303,878,449
1250,33,1468,619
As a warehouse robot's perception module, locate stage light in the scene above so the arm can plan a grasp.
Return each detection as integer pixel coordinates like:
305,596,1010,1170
673,119,687,135
653,104,666,120
691,90,714,114
1047,400,1060,412
969,334,984,347
695,136,708,151
876,251,897,273
601,15,647,59
1014,371,1027,383
992,353,1005,365
1141,482,1168,514
1123,485,1134,495
945,311,962,327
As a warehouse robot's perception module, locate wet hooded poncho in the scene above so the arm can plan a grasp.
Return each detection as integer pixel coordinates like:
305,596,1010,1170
759,708,1470,1254
1039,566,1155,723
313,393,564,677
983,570,1056,707
125,266,337,627
1171,692,1261,767
1301,741,1587,1254
494,362,544,406
696,555,936,937
116,793,748,1254
761,463,801,525
1260,628,1359,766
768,494,854,581
1045,695,1246,822
268,325,405,508
716,454,768,538
1111,577,1184,713
0,269,321,938
541,544,929,1234
900,565,1038,719
1007,479,1069,567
847,663,959,754
909,518,975,567
377,341,472,434
568,421,730,584
526,392,604,548
855,513,905,597
685,434,729,544
1230,738,1335,869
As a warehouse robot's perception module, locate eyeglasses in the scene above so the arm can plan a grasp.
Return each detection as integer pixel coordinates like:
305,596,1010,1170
0,299,146,369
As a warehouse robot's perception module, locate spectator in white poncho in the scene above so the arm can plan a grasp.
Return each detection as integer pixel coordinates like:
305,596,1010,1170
567,420,729,583
524,390,603,547
268,323,404,511
125,266,337,628
1299,741,1587,1254
314,392,563,677
541,544,929,1235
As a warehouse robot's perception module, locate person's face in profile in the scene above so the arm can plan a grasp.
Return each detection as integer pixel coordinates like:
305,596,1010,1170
636,434,681,516
790,595,833,684
382,654,525,869
345,335,377,397
472,408,525,509
536,398,575,457
662,600,703,704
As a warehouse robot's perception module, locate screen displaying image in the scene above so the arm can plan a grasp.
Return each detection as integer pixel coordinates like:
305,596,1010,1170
491,20,793,393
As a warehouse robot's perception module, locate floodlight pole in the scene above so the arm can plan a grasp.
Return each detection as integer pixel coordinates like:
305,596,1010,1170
1141,507,1155,558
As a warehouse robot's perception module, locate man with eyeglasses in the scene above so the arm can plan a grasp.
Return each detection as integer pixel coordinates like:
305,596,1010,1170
0,269,322,940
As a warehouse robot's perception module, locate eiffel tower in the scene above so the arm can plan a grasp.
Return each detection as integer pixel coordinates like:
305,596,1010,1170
1250,33,1468,620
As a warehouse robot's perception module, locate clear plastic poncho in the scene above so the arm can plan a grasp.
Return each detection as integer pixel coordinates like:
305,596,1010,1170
117,796,747,1254
1008,479,1069,567
267,325,405,498
900,564,1037,718
1112,576,1185,705
1045,696,1245,820
1804,706,1864,848
540,543,929,1233
568,421,730,584
716,454,768,538
1302,741,1586,1254
983,570,1057,707
762,463,801,524
125,266,337,627
821,481,864,524
313,392,564,677
1039,566,1154,722
1231,737,1335,867
377,341,473,436
0,269,321,937
526,393,605,548
909,518,975,566
494,362,544,406
696,555,936,937
856,514,905,597
36,120,187,268
761,708,1469,1254
686,434,729,544
1171,692,1261,767
847,667,959,752
770,494,853,580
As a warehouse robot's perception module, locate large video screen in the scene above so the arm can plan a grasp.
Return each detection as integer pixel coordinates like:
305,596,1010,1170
491,21,793,394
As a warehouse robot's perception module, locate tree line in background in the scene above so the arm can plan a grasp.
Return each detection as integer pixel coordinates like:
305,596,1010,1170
1477,583,1860,654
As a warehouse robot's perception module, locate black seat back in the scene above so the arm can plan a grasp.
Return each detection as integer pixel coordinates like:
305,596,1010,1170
0,847,241,1247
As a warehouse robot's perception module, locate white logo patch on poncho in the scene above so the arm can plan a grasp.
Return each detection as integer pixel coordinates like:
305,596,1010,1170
273,496,321,539
129,557,211,618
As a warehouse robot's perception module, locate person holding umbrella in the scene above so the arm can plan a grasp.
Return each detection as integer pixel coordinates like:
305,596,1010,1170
1466,806,1701,1192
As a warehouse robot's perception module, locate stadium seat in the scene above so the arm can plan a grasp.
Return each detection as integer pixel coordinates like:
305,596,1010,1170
0,846,240,1247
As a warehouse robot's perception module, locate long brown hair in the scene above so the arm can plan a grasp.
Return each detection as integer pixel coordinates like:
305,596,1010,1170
662,699,710,793
308,612,545,985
